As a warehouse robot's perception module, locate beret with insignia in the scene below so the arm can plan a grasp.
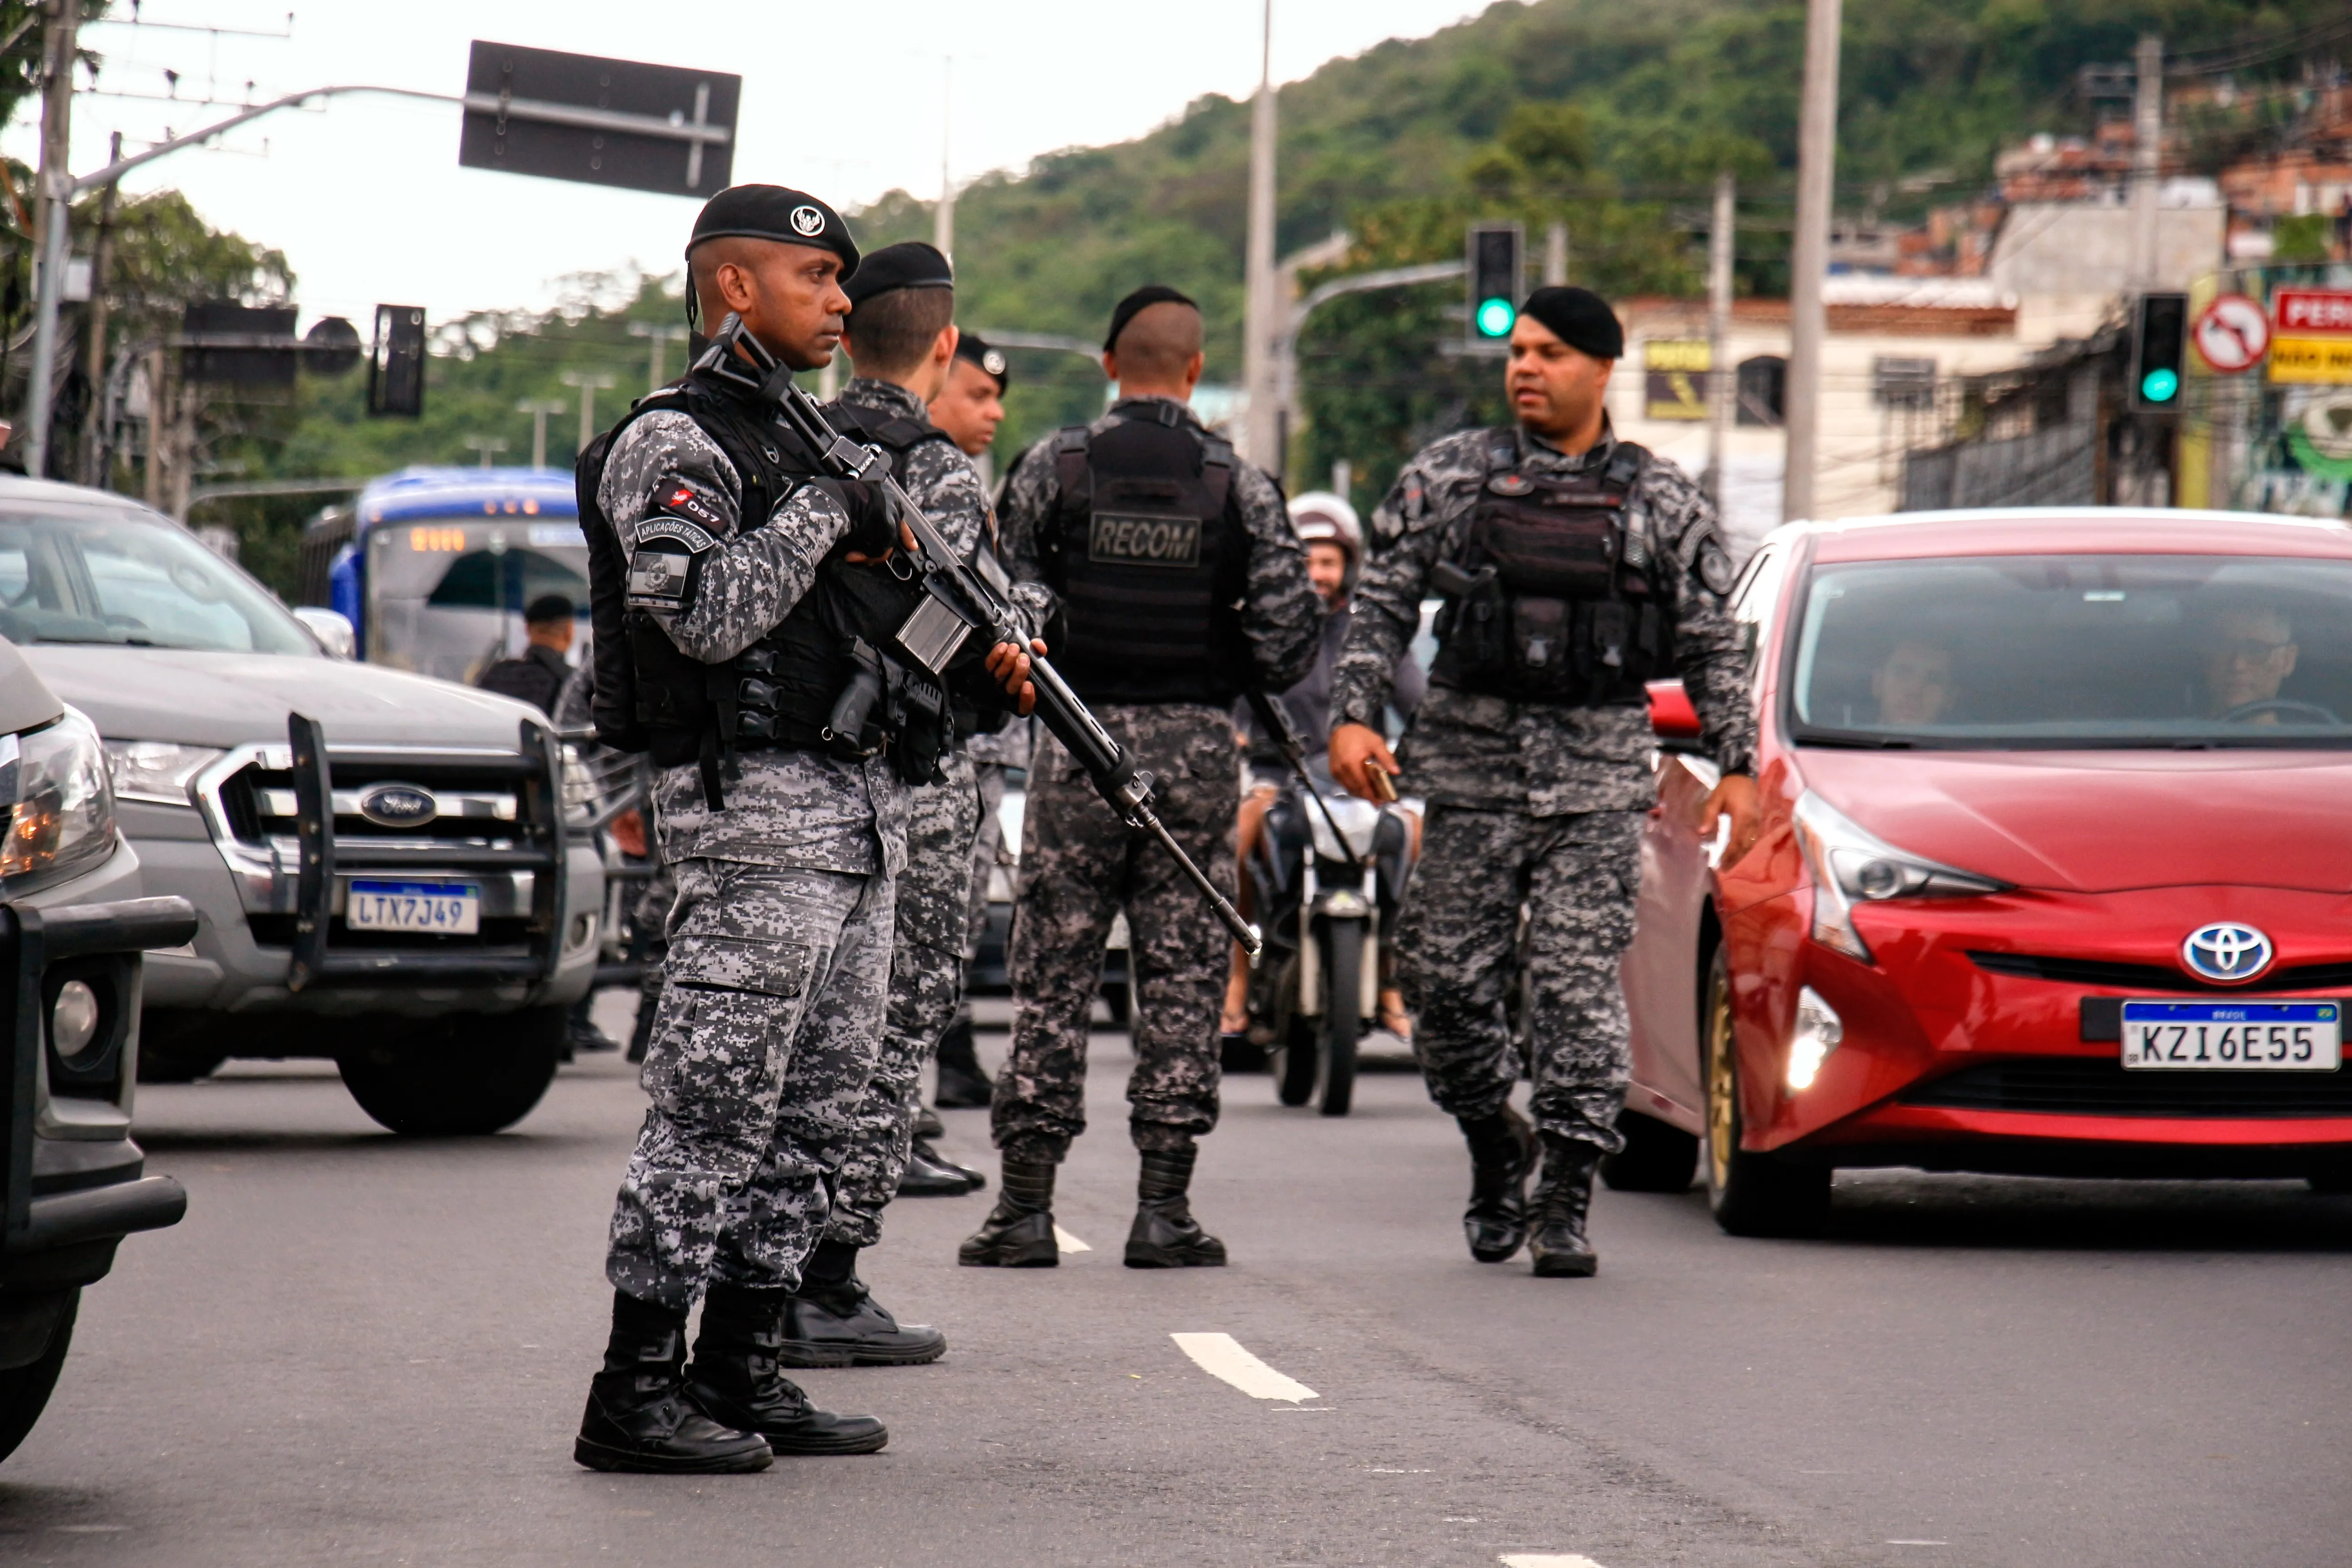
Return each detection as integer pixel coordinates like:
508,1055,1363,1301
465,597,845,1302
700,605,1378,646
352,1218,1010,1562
955,330,1010,391
686,184,859,279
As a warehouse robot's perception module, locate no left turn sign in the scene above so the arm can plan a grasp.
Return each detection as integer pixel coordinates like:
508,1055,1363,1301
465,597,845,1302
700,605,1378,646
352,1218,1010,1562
2193,294,2270,373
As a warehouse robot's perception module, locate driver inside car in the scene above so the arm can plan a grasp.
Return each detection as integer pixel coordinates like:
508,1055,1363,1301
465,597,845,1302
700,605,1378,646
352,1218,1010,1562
1872,638,1955,727
2200,604,2299,721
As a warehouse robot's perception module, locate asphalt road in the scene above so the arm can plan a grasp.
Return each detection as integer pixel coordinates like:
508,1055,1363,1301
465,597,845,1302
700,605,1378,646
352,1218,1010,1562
5,994,2350,1567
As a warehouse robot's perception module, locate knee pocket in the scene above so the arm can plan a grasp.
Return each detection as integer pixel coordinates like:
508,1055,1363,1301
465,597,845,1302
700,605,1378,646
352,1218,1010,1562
643,935,815,1139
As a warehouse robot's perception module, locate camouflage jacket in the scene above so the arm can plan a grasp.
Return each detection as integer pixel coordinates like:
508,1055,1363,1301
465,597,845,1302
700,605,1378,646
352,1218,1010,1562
1332,419,1757,816
598,402,907,875
997,394,1323,723
838,377,988,560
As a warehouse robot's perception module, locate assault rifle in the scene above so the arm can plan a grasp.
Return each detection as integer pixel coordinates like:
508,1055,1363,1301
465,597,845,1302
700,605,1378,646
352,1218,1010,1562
696,315,1262,957
1242,690,1363,874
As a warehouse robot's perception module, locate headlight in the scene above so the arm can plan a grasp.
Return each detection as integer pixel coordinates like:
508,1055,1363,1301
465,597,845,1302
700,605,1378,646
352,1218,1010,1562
1791,790,2007,964
1,709,118,891
103,740,224,806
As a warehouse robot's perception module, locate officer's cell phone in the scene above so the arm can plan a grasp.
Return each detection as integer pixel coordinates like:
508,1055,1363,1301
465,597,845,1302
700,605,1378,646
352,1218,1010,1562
1367,766,1399,804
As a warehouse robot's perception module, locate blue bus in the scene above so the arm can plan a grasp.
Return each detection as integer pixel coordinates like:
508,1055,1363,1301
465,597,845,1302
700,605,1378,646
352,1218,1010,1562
303,467,588,686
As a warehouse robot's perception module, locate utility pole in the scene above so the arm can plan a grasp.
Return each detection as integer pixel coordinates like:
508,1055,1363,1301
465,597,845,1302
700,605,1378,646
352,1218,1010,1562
1705,172,1736,510
559,370,617,454
517,397,566,470
142,347,165,510
464,436,509,469
80,131,122,487
627,322,690,392
25,0,82,479
2131,32,2163,288
1782,0,1842,523
1543,220,1568,287
1240,0,1280,475
934,57,955,261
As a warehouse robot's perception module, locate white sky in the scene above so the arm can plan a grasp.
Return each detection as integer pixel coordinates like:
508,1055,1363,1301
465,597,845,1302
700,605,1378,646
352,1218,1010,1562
4,0,1484,330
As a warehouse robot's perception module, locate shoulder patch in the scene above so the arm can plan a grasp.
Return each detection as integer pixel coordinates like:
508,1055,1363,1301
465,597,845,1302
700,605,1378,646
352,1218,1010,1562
1486,473,1534,497
637,514,718,554
1696,534,1736,596
653,476,727,536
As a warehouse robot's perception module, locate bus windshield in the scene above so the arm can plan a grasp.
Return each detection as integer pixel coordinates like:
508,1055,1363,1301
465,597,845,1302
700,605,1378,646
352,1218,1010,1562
361,513,588,684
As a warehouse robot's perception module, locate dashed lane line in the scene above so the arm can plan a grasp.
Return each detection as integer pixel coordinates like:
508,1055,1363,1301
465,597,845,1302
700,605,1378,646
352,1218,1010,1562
1169,1332,1319,1403
1500,1557,1607,1568
1053,1225,1091,1253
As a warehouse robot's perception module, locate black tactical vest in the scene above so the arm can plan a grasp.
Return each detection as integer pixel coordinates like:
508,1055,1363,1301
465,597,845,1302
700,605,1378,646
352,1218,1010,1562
578,371,944,800
1041,405,1249,706
1428,430,1669,706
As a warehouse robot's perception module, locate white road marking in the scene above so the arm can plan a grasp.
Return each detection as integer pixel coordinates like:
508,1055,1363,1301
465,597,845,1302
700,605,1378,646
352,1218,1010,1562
1887,1542,1950,1548
1500,1557,1606,1568
1053,1224,1091,1253
1169,1332,1319,1402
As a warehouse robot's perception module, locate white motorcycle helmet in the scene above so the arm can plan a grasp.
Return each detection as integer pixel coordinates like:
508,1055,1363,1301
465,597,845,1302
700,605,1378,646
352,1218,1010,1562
1289,490,1362,593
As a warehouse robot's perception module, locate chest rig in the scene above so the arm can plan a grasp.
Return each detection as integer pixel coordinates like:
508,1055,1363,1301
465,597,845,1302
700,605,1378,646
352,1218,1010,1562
1428,430,1669,706
1040,403,1250,706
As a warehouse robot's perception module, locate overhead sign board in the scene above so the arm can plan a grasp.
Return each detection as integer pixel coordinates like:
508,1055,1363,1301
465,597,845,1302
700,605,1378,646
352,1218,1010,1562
458,42,739,197
2269,288,2352,385
2191,294,2269,374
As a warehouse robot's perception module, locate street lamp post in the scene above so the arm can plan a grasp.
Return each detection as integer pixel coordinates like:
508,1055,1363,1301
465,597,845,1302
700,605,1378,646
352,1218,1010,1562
464,436,508,469
517,398,567,470
1240,0,1280,475
1782,0,1842,523
559,371,618,453
627,322,691,393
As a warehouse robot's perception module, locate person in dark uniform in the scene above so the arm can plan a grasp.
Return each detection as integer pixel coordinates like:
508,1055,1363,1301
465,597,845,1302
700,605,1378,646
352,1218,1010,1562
1328,286,1761,1279
930,330,1009,467
475,593,578,715
959,285,1320,1270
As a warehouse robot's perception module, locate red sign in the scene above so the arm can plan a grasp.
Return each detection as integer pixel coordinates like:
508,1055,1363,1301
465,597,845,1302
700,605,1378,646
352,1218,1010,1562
2274,290,2352,336
2193,294,2270,373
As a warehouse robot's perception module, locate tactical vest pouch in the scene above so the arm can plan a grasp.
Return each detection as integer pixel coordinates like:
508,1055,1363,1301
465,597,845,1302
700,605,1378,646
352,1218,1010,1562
1472,487,1623,598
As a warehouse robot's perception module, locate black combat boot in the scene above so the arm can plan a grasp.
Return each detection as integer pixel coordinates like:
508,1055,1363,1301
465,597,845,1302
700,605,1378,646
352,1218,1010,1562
1459,1105,1537,1263
777,1242,948,1367
957,1159,1060,1266
898,1138,981,1196
915,1105,947,1141
1526,1135,1602,1279
933,1015,994,1109
1124,1148,1227,1269
574,1290,772,1474
684,1284,890,1455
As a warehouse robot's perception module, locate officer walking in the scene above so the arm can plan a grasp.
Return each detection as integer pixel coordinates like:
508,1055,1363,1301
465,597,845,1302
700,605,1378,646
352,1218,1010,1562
571,186,1029,1473
961,285,1321,1269
1326,286,1760,1278
774,241,995,1371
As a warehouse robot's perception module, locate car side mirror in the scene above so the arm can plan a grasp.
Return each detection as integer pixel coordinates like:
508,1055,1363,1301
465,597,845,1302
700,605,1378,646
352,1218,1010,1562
1646,679,1702,744
293,607,356,660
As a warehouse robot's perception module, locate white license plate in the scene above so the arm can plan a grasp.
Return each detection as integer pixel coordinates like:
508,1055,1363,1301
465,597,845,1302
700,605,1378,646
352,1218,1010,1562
2121,1000,2342,1071
346,880,480,936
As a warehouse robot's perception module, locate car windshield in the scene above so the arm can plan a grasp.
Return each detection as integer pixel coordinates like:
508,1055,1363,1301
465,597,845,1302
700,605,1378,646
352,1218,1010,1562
0,505,315,654
1789,554,2352,748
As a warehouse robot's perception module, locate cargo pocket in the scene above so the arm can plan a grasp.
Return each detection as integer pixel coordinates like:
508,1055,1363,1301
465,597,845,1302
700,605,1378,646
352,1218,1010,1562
643,934,816,1139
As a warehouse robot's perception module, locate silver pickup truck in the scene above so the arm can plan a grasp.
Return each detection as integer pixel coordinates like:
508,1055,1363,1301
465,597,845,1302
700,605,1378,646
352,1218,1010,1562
0,475,603,1136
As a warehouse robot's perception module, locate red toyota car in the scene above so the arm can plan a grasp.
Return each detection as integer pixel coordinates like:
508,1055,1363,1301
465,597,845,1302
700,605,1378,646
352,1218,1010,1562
1615,508,2352,1235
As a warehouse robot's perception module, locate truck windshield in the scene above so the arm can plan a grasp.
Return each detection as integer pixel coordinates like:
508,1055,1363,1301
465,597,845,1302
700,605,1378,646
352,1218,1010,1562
1789,554,2352,748
0,506,315,655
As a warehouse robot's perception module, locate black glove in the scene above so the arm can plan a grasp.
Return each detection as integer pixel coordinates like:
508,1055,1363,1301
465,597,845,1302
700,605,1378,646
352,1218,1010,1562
811,478,900,556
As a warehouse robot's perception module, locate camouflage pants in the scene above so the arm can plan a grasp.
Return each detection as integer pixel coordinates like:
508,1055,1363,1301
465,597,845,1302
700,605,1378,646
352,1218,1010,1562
1396,805,1644,1154
607,857,894,1308
631,859,678,1021
995,706,1237,1164
962,761,1009,956
827,751,982,1248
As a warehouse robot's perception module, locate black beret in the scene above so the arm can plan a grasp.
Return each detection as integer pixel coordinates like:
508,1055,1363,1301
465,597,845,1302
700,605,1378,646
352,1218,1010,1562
1519,285,1623,360
686,184,859,279
1104,284,1198,353
955,330,1009,390
844,240,953,307
524,593,575,625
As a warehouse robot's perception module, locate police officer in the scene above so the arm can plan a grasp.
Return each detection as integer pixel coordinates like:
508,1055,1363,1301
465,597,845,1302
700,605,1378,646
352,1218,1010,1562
774,241,995,1371
476,593,579,714
926,329,1014,1112
1326,286,1760,1278
572,186,1032,1472
961,284,1321,1269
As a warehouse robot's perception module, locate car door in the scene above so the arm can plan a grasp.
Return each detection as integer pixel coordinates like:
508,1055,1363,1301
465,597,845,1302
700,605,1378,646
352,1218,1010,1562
1622,542,1788,1133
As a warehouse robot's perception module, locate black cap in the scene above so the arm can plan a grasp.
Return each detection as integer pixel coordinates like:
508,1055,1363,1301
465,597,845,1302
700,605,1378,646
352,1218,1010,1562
844,240,954,308
955,330,1009,390
524,593,575,626
1104,284,1197,353
1519,286,1623,360
686,184,860,279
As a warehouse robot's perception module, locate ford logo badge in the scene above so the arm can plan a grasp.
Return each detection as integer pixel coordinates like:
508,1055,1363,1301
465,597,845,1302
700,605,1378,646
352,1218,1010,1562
2181,922,2274,984
357,783,437,828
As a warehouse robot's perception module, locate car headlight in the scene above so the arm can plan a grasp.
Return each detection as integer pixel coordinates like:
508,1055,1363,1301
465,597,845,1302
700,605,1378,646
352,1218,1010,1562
2,709,118,891
102,740,224,807
1791,790,2007,964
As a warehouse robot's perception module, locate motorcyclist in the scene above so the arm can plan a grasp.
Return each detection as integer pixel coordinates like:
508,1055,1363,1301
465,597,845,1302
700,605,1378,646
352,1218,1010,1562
1223,491,1425,1045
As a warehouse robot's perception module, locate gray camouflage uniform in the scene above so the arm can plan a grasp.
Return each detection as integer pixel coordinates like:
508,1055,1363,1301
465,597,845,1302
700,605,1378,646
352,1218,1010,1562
823,379,990,1248
1332,419,1755,1153
993,396,1321,1163
598,402,907,1310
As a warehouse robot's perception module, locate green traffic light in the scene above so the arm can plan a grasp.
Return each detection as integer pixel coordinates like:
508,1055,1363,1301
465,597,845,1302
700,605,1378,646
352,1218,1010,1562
2141,367,2180,403
1475,298,1515,338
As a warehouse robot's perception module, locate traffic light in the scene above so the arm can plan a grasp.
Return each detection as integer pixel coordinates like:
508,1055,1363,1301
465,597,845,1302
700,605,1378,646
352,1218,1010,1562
368,305,427,418
1466,221,1523,347
2131,291,2189,410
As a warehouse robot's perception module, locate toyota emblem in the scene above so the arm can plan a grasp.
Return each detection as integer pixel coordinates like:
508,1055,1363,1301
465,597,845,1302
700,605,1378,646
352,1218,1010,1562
356,782,438,829
2180,922,2274,984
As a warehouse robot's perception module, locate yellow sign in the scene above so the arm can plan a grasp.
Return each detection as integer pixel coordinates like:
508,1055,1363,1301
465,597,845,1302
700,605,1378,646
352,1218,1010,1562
1644,338,1711,372
2268,337,2352,385
1644,338,1711,421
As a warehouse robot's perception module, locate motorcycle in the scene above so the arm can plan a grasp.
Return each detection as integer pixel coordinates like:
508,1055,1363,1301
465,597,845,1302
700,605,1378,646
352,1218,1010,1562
1244,776,1415,1116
